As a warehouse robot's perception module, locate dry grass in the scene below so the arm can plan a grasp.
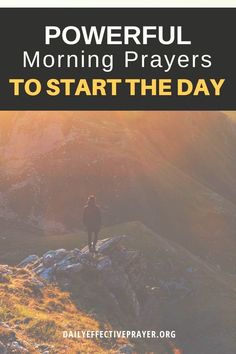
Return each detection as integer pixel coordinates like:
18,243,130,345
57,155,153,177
0,266,127,353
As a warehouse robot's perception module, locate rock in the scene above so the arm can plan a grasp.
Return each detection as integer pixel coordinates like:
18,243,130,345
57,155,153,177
0,341,7,354
44,249,68,260
101,266,140,318
54,254,78,273
118,344,135,354
35,344,50,351
18,255,39,267
96,256,112,271
42,249,68,267
56,263,84,275
42,254,55,267
72,248,83,258
78,253,96,267
37,267,54,282
82,235,126,255
33,265,43,274
8,341,29,353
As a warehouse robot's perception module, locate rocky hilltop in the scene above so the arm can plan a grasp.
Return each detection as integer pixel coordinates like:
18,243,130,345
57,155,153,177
0,254,133,353
0,233,182,354
19,235,145,324
15,230,236,354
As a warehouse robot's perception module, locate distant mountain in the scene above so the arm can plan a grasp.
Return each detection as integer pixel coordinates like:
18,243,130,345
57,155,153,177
1,111,236,271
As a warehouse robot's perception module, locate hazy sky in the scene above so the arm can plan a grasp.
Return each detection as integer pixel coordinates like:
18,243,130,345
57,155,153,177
2,0,236,7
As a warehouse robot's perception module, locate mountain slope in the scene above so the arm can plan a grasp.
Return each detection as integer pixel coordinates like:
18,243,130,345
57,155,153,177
16,222,236,354
1,111,236,271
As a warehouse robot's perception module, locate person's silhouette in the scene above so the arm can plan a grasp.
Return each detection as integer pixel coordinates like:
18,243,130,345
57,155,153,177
83,195,101,253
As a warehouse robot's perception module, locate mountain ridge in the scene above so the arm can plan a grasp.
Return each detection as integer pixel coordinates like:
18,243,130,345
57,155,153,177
1,111,236,272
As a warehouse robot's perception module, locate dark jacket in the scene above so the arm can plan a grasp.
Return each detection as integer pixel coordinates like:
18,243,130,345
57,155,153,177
83,204,101,232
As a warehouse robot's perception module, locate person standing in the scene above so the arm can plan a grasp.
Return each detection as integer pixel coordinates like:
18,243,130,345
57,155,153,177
83,195,101,253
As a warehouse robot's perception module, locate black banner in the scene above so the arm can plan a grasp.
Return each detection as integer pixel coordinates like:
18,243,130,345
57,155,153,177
0,8,235,110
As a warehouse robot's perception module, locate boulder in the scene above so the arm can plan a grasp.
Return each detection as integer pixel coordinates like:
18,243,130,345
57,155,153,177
96,256,112,271
55,253,77,269
56,262,84,275
42,254,55,267
72,248,83,258
42,249,68,267
18,255,39,267
83,235,126,255
37,267,54,282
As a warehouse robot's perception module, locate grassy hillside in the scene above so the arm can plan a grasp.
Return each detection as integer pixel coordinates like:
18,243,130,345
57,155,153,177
0,265,128,353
